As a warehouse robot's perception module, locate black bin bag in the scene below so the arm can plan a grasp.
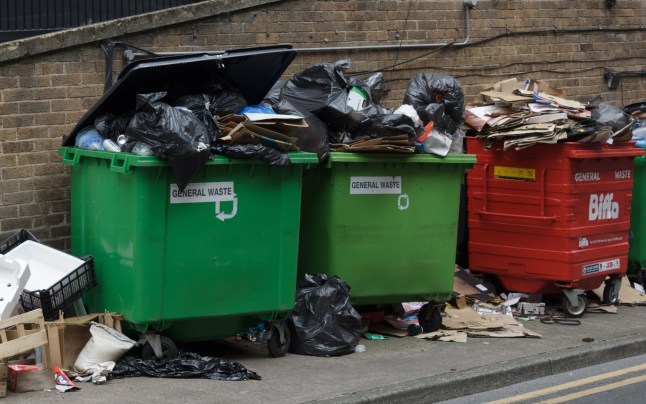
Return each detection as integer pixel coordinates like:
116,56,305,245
403,73,464,133
279,59,383,134
126,92,211,192
289,274,362,356
273,98,331,162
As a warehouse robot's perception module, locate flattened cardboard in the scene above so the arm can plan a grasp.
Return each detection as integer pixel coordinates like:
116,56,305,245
586,302,618,314
243,113,308,136
443,305,541,338
46,312,122,370
219,114,300,152
415,330,467,343
480,91,533,103
330,135,416,153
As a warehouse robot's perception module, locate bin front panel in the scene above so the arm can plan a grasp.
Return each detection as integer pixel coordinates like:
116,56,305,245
66,149,307,336
299,153,474,305
465,138,642,293
162,163,302,321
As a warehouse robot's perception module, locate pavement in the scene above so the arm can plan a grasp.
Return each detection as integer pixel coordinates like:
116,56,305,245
9,301,646,403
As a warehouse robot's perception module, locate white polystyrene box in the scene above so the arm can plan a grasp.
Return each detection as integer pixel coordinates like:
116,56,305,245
3,240,84,292
0,255,31,320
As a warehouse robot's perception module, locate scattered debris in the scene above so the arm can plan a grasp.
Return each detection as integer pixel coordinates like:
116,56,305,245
416,330,467,343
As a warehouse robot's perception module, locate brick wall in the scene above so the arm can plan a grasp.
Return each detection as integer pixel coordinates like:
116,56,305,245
1,0,646,248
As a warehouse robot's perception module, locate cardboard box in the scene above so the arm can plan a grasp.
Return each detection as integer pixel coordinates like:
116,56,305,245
46,312,122,370
7,364,51,393
219,114,303,152
518,302,546,315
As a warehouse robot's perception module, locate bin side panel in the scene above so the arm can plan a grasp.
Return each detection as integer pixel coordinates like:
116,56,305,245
73,158,168,326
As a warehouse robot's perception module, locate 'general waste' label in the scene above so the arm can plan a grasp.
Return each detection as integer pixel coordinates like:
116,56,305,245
350,176,402,195
170,182,237,221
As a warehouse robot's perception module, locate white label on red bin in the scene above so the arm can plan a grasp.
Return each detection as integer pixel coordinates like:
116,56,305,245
588,193,619,221
350,176,402,195
170,182,237,221
582,258,621,275
574,171,601,182
615,170,632,179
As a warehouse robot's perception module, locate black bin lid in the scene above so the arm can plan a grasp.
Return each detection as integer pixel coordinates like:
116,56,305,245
63,45,296,146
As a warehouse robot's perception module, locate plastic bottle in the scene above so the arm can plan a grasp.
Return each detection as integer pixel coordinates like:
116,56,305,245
75,126,105,151
132,142,154,156
363,333,388,340
102,139,122,152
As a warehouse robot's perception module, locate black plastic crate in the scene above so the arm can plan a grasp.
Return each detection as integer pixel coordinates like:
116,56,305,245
0,228,39,254
20,256,97,321
0,228,98,321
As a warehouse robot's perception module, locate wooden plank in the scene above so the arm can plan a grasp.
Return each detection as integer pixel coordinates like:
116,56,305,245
45,323,62,368
0,362,6,398
5,330,38,341
103,314,114,329
0,331,47,359
0,310,44,330
16,323,26,337
0,330,7,344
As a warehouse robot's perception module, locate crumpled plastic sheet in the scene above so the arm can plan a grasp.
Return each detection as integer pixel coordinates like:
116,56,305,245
110,352,261,381
218,144,291,166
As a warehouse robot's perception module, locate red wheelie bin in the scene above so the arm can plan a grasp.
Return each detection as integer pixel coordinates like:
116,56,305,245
466,137,644,317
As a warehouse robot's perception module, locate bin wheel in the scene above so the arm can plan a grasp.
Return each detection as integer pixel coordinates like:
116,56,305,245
562,294,588,318
267,325,290,358
141,336,179,361
418,304,442,333
603,283,619,305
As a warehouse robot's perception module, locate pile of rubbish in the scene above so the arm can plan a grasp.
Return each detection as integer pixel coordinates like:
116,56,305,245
625,101,646,148
0,228,261,398
464,78,634,150
71,56,467,192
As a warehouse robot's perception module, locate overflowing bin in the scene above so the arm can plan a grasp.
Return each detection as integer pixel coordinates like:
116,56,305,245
60,46,318,358
298,152,475,331
466,137,644,317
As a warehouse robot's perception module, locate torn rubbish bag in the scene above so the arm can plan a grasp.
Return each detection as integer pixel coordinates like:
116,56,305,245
289,274,362,356
273,98,330,161
125,92,211,192
110,351,261,381
403,73,465,134
279,59,386,134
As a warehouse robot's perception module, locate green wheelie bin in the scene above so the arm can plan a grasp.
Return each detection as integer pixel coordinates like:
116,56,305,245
629,155,646,284
60,46,317,358
298,152,475,332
